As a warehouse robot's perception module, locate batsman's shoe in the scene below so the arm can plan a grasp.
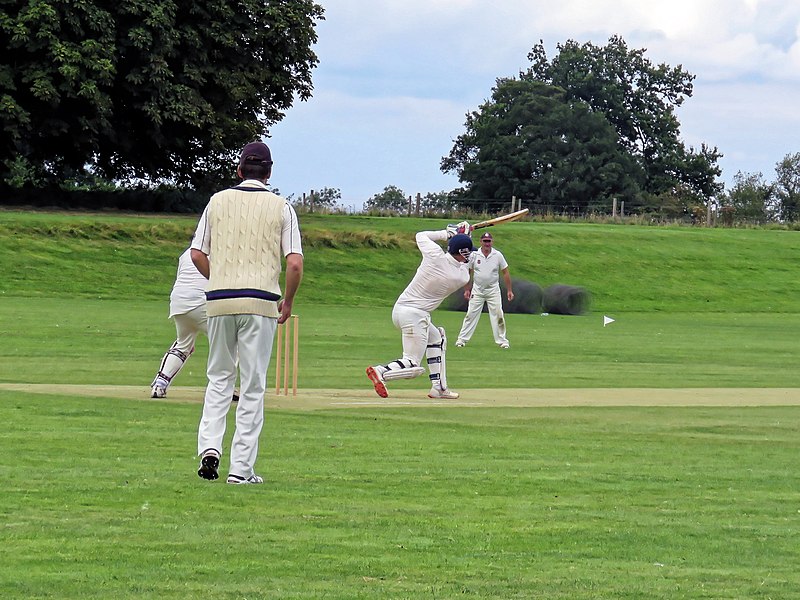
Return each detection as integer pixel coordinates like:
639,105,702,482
227,474,264,485
428,388,460,400
455,339,466,348
366,366,388,398
499,342,510,349
197,450,220,481
151,385,167,398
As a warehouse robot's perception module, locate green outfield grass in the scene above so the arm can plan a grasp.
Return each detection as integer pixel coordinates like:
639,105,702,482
1,210,799,598
2,298,800,389
3,392,799,599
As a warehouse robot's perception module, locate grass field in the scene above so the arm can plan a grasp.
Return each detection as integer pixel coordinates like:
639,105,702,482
1,210,799,598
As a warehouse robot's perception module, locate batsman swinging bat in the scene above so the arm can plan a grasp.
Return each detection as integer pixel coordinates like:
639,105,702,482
472,208,529,230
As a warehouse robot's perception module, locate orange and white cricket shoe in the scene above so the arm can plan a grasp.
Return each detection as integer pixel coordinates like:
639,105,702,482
366,366,388,398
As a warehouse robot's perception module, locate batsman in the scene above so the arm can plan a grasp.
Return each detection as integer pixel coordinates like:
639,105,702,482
366,223,475,399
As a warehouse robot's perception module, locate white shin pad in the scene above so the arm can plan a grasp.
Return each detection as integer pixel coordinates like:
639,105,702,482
381,359,426,382
152,345,192,388
426,327,448,391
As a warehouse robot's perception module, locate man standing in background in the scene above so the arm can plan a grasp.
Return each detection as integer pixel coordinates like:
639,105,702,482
190,141,303,485
455,231,514,349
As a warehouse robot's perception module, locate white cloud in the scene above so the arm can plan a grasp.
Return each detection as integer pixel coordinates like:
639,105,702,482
269,0,800,204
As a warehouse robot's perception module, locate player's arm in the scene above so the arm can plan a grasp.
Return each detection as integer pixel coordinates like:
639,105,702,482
278,253,303,324
501,266,514,301
189,205,211,278
415,230,448,258
191,249,210,279
277,202,304,324
463,262,475,299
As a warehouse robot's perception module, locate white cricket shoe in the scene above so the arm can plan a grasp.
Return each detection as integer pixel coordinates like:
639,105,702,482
428,388,460,400
455,339,466,348
227,474,264,485
499,342,510,349
151,385,167,398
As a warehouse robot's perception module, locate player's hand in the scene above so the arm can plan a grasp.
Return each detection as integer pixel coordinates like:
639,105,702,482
463,288,471,300
446,224,458,239
507,290,515,302
277,299,293,324
456,221,472,234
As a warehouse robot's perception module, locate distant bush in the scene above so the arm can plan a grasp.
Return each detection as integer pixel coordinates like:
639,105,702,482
0,185,208,213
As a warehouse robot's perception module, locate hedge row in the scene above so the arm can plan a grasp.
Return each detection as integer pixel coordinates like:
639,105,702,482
0,186,208,213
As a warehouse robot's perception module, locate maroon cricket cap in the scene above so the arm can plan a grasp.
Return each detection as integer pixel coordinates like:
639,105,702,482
239,142,273,166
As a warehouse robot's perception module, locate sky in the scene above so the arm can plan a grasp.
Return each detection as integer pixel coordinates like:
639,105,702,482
267,0,800,210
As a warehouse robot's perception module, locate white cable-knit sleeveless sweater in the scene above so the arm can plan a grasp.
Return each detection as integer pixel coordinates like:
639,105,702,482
204,186,285,318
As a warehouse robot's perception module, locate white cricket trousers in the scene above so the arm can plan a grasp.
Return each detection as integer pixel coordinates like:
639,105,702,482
392,305,442,366
152,306,208,390
173,305,208,352
197,314,276,478
457,286,508,345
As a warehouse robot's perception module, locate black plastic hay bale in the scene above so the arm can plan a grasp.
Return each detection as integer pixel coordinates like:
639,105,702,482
443,278,543,314
443,287,469,312
542,284,591,315
502,279,543,314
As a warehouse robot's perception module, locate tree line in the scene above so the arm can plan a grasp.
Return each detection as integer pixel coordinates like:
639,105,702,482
1,0,324,193
2,4,798,222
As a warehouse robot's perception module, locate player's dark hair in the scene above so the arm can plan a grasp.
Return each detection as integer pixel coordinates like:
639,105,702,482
240,162,272,180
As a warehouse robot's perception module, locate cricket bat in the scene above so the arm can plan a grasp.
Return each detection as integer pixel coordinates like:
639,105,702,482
472,208,529,230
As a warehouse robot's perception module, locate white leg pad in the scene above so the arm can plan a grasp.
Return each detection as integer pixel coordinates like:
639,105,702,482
426,327,448,391
382,366,425,381
152,345,191,388
381,356,426,382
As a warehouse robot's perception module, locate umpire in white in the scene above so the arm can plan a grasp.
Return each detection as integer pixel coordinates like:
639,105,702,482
190,141,303,485
455,231,514,349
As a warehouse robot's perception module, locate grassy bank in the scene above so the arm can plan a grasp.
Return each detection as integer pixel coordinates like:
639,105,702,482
2,210,799,312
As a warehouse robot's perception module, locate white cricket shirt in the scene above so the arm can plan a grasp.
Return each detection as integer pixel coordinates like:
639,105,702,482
169,248,208,317
394,230,471,313
469,247,508,292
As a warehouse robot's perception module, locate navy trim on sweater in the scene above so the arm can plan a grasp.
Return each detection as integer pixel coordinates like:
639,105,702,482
206,289,281,301
231,185,269,192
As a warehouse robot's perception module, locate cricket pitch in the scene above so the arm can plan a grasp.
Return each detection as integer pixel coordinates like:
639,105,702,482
1,383,799,410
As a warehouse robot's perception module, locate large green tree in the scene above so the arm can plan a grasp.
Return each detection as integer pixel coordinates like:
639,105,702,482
0,0,323,190
525,36,722,203
442,78,642,213
722,171,776,224
774,152,800,222
364,185,408,213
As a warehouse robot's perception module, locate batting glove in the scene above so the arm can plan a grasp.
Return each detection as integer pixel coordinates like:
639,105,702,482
446,224,459,239
456,221,473,234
